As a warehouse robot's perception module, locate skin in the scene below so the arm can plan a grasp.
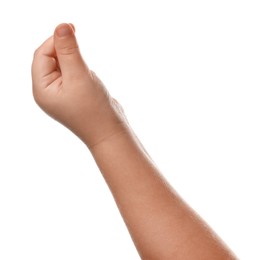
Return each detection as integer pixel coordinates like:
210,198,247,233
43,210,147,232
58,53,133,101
32,23,238,259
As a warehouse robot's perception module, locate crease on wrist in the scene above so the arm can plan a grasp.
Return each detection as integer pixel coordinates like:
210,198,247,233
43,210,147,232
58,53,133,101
87,123,130,152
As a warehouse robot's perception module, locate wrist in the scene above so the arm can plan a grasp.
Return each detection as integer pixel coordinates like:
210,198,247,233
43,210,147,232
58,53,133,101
61,92,131,149
81,97,130,149
85,120,130,150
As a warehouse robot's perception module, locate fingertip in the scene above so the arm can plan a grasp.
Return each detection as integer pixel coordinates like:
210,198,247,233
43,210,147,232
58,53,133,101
55,23,74,37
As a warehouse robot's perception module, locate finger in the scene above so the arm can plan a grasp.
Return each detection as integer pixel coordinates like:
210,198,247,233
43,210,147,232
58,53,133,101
53,23,88,78
32,36,59,88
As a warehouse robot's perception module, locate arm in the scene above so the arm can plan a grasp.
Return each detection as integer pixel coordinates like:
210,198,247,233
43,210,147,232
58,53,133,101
90,128,236,260
32,23,237,259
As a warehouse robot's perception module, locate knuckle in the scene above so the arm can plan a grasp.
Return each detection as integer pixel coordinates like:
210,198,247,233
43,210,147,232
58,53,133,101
58,44,79,56
89,70,97,81
33,47,41,58
111,98,125,114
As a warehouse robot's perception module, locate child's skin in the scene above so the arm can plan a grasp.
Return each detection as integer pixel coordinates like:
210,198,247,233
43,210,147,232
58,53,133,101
32,23,237,259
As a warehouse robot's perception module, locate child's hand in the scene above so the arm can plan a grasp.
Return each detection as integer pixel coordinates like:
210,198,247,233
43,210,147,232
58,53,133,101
32,23,127,148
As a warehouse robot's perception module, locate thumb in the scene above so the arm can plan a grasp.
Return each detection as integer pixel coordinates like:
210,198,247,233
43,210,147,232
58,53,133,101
54,23,87,77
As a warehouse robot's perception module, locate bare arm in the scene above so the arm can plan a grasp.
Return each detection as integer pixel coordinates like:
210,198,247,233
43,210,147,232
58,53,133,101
90,127,236,259
32,23,237,259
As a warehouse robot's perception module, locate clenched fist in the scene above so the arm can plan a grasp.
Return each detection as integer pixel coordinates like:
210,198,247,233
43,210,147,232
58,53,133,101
32,23,127,148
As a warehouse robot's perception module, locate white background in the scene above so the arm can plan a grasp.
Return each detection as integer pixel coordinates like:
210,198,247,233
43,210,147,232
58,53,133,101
0,0,262,259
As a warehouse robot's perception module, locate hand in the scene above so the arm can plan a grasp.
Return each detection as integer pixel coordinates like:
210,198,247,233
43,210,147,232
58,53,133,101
32,23,127,147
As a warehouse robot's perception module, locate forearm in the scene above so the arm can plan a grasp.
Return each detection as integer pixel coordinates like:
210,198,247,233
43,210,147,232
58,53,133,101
89,126,237,260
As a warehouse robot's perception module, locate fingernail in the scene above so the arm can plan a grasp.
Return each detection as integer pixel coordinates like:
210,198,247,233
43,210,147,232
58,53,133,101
56,24,72,37
69,23,75,33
